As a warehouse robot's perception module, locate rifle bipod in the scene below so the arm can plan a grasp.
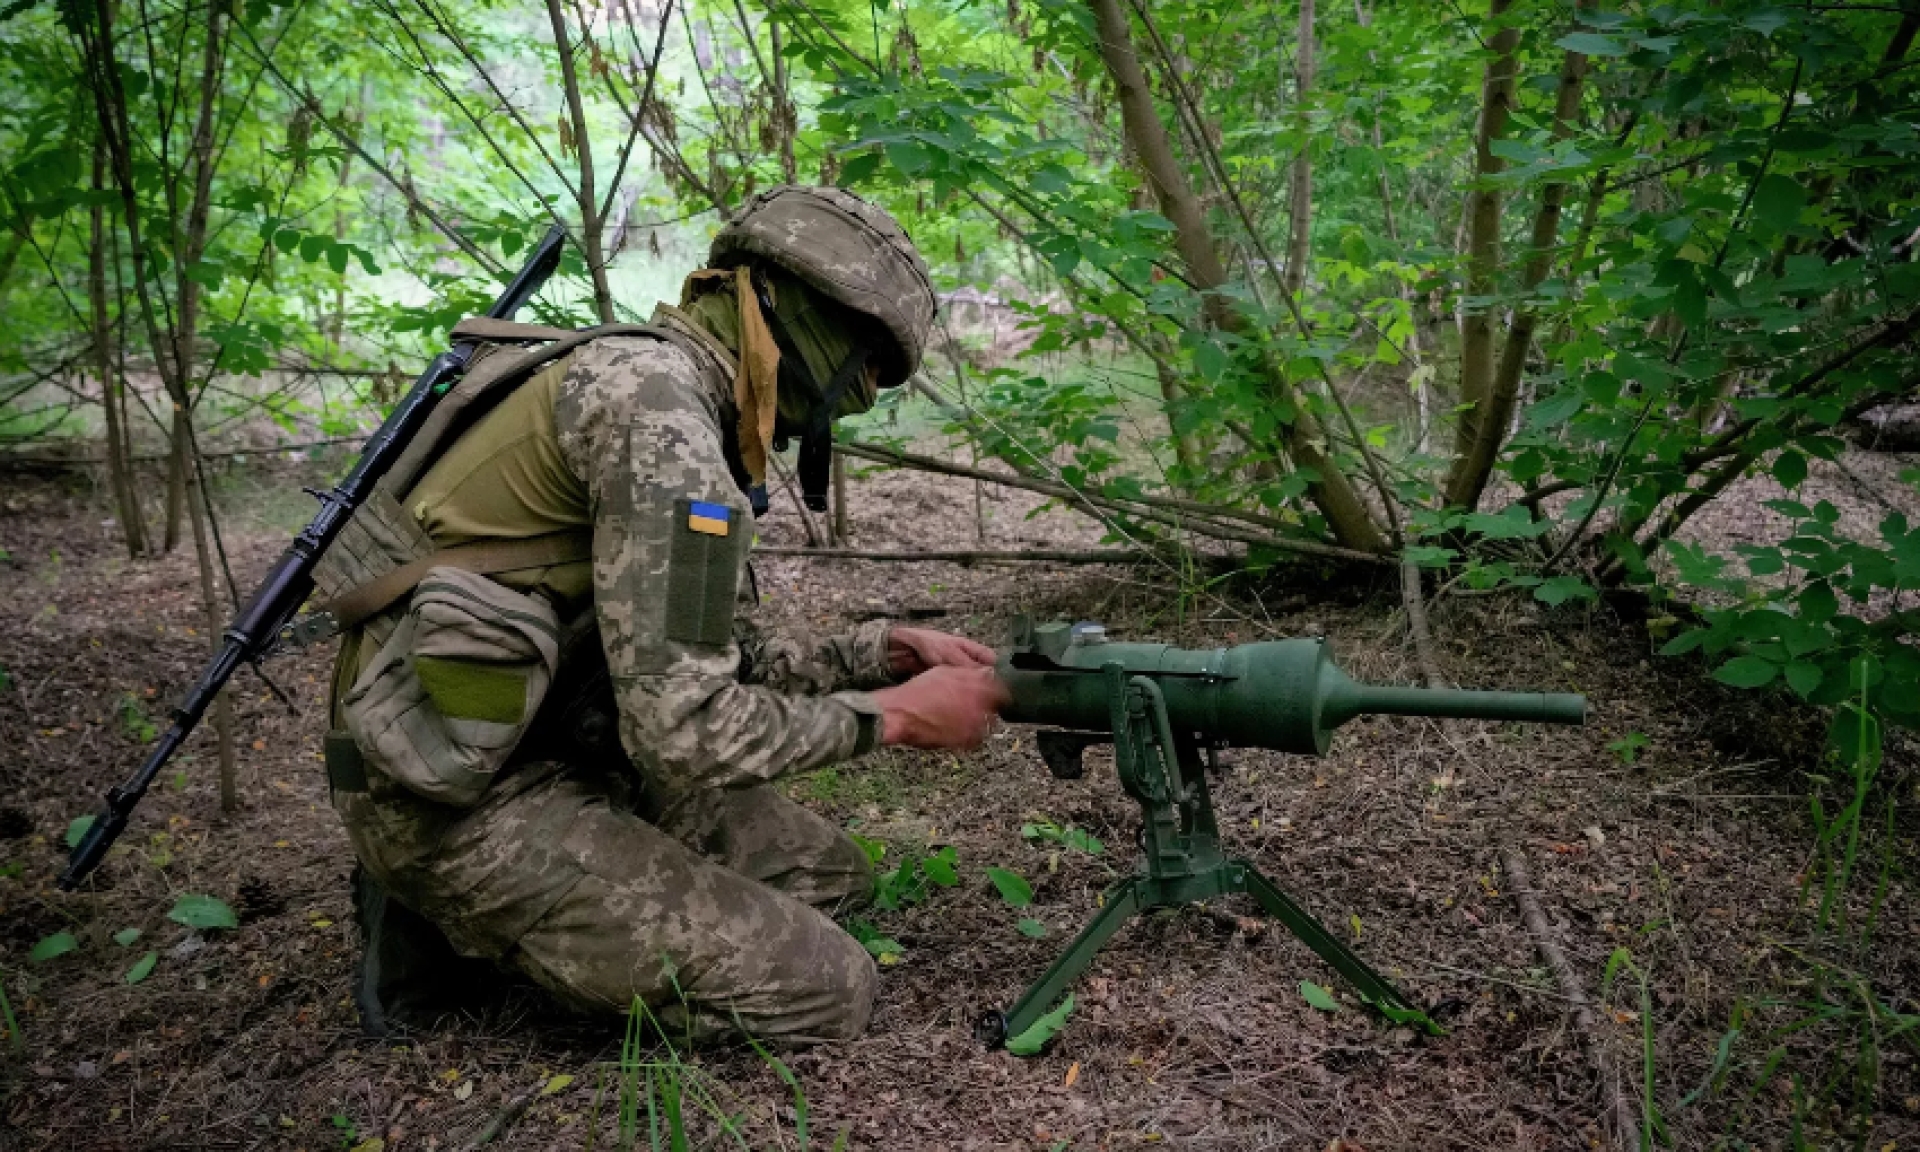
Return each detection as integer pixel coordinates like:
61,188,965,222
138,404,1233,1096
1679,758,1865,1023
976,667,1435,1050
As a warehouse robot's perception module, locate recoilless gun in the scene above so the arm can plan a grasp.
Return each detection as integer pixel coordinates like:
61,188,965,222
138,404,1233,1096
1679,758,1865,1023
978,618,1587,1049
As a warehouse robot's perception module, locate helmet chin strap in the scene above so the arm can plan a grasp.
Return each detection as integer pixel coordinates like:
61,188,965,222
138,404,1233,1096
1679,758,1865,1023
753,279,870,514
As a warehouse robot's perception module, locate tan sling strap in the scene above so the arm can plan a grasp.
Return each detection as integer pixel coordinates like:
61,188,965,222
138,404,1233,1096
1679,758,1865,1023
316,529,593,636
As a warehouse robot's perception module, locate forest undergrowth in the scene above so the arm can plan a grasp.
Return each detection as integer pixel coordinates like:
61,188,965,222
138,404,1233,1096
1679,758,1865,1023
2,452,1915,1152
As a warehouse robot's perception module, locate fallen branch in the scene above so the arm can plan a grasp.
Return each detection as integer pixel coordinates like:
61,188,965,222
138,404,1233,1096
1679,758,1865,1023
0,435,362,468
755,546,1174,565
462,1084,538,1149
838,440,1387,566
1502,847,1641,1151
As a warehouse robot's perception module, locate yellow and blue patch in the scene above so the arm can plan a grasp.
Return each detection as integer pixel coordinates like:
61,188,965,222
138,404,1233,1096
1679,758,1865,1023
687,500,732,537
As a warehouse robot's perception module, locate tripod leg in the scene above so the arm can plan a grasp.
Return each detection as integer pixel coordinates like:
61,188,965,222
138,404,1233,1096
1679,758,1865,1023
1235,862,1426,1023
987,879,1144,1046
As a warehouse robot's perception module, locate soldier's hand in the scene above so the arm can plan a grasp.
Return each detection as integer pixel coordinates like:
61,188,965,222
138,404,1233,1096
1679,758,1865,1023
887,626,998,678
872,666,1010,750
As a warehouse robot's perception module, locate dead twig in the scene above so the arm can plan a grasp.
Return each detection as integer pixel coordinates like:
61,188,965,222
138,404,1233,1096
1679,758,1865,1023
1502,847,1641,1151
462,1084,538,1149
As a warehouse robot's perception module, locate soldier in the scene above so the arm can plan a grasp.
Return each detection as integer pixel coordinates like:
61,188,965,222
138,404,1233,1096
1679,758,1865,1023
323,187,1007,1043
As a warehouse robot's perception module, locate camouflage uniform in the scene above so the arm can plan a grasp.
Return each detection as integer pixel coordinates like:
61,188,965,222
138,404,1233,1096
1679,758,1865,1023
331,186,937,1043
334,317,894,1042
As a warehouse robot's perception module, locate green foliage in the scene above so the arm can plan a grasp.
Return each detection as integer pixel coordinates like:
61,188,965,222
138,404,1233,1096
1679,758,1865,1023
116,693,156,743
1607,732,1650,764
1299,981,1341,1013
63,815,93,848
123,951,156,985
167,893,238,931
1005,993,1075,1056
1020,820,1103,855
984,866,1033,907
872,845,959,911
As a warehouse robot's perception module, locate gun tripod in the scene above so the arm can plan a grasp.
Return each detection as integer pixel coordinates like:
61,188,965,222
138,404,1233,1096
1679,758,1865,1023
977,667,1429,1049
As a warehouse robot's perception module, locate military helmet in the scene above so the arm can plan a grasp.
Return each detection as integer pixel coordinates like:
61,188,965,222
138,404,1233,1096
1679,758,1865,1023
708,186,935,390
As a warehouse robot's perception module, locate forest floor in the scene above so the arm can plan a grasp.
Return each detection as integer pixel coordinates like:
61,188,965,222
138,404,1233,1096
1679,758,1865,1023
1,448,1917,1152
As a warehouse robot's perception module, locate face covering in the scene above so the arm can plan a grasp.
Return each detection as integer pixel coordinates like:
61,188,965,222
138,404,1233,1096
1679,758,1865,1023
678,267,881,493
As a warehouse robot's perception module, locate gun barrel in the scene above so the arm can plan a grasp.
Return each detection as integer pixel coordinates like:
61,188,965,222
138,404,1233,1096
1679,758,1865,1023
1340,685,1587,726
999,631,1587,758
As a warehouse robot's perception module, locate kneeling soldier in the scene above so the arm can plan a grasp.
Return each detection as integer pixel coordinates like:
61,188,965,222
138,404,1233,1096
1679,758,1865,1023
319,188,1007,1043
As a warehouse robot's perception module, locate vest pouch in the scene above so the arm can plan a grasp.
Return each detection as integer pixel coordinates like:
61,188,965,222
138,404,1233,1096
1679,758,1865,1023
342,566,561,807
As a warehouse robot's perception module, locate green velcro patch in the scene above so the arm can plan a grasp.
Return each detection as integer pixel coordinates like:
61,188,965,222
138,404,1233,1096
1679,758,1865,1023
414,656,531,725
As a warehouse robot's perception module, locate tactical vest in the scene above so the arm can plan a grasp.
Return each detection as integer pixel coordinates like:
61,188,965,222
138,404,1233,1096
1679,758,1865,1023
313,318,715,795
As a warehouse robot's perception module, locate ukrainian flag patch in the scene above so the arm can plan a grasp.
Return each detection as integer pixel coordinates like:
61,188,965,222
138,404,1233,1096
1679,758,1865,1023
687,500,732,537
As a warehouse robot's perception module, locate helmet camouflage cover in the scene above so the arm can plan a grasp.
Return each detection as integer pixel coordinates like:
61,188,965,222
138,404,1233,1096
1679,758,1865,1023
708,186,936,390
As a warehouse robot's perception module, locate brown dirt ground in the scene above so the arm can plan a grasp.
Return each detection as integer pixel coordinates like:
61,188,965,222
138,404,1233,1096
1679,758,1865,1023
1,452,1916,1152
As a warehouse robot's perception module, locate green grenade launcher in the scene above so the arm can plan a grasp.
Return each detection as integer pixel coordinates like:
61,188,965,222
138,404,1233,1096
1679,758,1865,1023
976,618,1587,1049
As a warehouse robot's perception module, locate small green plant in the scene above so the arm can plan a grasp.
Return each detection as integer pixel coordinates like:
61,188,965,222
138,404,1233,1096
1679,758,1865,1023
873,845,959,911
1021,820,1104,855
1606,731,1650,764
1601,948,1663,1149
328,1112,357,1148
116,693,157,743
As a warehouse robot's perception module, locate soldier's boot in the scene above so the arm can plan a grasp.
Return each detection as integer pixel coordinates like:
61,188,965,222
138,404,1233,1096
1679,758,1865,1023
350,865,492,1037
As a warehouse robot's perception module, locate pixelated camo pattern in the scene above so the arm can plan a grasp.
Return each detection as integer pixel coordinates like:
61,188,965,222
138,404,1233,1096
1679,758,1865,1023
333,324,897,1042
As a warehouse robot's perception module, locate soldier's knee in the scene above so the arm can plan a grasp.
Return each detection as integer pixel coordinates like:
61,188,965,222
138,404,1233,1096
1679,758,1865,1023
809,929,877,1041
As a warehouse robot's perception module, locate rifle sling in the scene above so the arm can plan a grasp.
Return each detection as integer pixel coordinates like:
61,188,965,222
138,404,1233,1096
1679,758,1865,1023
320,529,593,634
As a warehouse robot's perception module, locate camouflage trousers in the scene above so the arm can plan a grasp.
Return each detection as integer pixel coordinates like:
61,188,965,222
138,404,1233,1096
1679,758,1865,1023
336,761,877,1044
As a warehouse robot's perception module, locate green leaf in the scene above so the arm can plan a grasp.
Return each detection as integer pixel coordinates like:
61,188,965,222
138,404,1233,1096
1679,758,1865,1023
1005,993,1075,1055
1555,31,1628,56
65,814,95,848
1299,981,1342,1012
858,935,903,957
298,234,328,263
167,894,238,931
985,866,1033,907
837,151,880,187
1784,662,1823,697
112,928,142,947
124,951,157,985
1659,630,1707,656
884,141,931,176
1772,450,1808,490
1752,174,1806,233
1713,656,1778,689
1533,575,1596,607
921,848,959,888
30,932,77,963
326,243,348,275
1017,918,1048,938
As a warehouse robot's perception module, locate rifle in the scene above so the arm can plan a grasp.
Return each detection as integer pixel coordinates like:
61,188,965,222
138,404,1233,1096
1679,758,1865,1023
978,617,1588,1049
59,224,570,890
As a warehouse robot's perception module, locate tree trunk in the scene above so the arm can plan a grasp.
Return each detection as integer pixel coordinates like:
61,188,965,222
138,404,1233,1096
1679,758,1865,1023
186,461,239,813
1281,0,1315,299
770,17,797,184
1446,12,1587,510
547,0,616,323
1086,0,1385,553
89,137,146,558
1443,0,1520,505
